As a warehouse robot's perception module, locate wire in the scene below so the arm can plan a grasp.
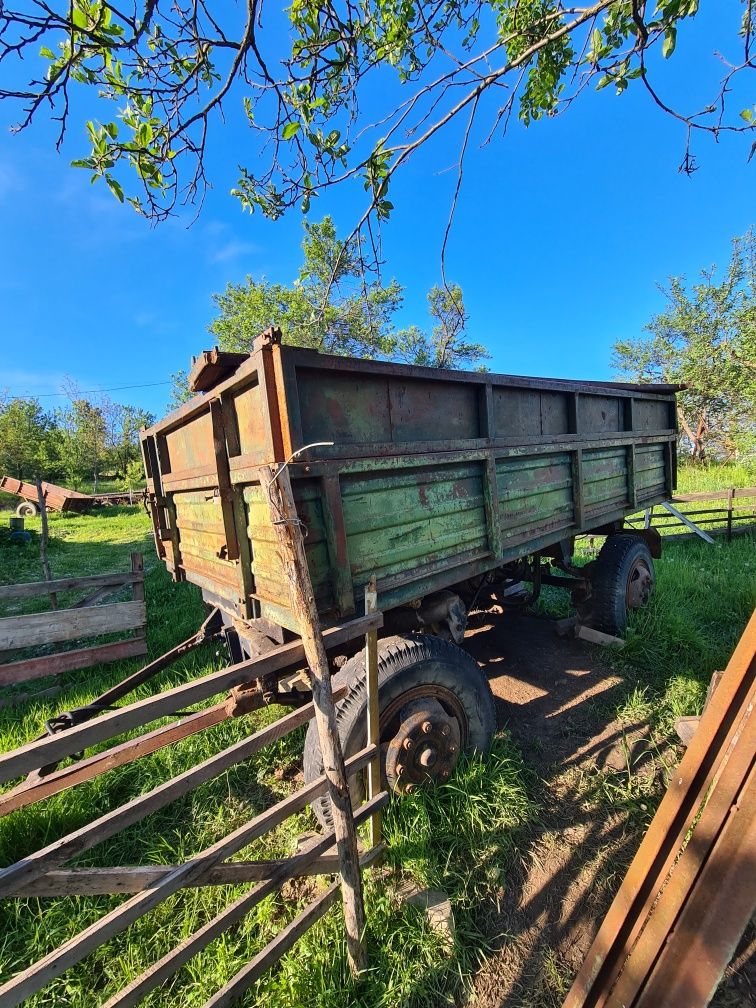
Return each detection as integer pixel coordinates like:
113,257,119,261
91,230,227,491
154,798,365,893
267,441,335,538
4,381,173,399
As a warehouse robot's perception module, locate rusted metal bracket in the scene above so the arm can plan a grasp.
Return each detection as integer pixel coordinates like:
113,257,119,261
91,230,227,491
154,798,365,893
224,682,264,718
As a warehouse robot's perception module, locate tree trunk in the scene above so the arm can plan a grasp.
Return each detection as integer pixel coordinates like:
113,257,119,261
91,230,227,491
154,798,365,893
35,478,57,610
677,405,706,462
264,463,367,976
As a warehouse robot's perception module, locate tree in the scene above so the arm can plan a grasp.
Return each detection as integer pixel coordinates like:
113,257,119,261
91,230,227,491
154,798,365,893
110,404,155,477
0,398,60,591
0,399,57,480
56,398,109,489
210,217,403,357
613,230,756,462
396,284,490,370
0,1,752,247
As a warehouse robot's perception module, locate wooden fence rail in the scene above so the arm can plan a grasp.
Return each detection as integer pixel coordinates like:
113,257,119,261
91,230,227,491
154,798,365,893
0,553,147,686
0,607,385,1007
0,620,387,1008
625,486,756,542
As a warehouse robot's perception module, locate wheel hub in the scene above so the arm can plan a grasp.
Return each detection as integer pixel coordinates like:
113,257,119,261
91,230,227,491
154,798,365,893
626,558,653,609
384,698,461,793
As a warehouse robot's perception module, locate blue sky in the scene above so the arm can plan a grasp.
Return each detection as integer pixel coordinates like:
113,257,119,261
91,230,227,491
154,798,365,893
0,2,752,420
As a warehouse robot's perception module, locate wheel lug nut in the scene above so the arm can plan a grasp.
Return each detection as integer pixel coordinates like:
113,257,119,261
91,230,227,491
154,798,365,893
404,783,415,793
421,721,433,734
395,763,404,777
402,737,414,751
439,723,451,737
448,745,457,754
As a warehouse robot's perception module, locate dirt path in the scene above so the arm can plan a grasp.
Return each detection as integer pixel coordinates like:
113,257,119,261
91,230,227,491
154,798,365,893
461,609,754,1008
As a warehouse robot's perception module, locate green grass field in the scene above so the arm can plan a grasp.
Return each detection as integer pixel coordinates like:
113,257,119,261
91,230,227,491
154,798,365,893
0,463,753,1006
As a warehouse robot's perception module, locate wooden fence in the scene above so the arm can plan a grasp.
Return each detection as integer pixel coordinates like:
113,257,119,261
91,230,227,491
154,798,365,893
0,553,147,686
625,486,756,543
0,611,385,1006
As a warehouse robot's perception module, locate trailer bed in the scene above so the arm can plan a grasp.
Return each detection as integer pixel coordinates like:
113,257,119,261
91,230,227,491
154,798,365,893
142,332,679,635
0,477,93,513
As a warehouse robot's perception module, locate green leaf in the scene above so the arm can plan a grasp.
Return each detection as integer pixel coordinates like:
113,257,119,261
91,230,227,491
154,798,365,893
740,108,754,123
662,27,677,58
106,177,125,202
39,46,55,59
282,121,301,140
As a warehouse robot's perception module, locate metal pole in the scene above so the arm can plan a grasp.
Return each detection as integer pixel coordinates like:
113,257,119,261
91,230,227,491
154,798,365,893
364,577,381,850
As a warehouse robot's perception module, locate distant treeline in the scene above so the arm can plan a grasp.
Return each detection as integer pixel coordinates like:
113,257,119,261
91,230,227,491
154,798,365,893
0,393,154,492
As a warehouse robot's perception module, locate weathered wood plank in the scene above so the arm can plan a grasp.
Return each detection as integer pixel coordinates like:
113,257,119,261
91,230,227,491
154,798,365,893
204,843,386,1008
0,572,142,601
0,601,146,650
13,851,373,897
0,688,349,897
0,747,377,1007
101,794,388,1008
0,699,234,817
266,463,367,975
0,613,381,785
0,637,148,688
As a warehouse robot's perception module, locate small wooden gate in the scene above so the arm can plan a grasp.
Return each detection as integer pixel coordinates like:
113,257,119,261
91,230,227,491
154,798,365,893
0,609,385,1006
0,553,148,686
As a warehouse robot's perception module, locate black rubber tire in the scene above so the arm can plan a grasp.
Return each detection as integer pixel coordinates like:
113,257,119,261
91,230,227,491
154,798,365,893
303,634,496,828
15,501,38,518
582,534,655,637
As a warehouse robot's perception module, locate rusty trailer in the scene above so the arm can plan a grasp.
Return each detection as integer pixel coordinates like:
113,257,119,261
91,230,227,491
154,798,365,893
0,477,144,516
140,330,681,820
0,476,93,516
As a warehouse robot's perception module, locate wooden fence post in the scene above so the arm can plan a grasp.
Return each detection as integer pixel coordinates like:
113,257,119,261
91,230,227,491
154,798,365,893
35,478,57,611
364,578,381,850
130,553,146,648
265,464,367,976
727,487,734,542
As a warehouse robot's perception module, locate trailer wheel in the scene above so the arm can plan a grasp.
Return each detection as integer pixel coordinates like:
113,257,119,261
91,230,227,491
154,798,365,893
581,533,655,637
303,634,496,828
15,501,38,518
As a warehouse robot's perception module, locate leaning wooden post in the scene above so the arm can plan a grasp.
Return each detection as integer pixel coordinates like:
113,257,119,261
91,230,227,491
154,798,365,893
35,477,57,611
364,578,382,851
264,463,367,976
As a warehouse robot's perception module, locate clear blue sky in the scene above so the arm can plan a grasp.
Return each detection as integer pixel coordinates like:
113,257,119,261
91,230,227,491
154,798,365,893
0,3,752,420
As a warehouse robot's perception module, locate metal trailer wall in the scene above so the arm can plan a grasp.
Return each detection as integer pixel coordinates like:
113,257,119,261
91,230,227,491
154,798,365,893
141,333,679,635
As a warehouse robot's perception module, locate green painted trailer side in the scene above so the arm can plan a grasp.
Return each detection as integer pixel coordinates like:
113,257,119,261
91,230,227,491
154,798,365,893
141,334,678,636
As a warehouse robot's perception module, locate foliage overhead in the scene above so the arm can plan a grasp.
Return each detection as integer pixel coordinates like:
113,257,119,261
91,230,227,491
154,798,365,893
0,1,753,247
613,229,756,462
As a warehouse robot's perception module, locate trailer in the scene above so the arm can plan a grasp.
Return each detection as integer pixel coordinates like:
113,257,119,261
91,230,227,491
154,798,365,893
141,329,680,820
0,477,143,516
0,476,93,516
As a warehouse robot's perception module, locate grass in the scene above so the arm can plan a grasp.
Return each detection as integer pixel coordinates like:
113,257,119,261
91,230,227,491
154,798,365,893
0,460,753,1006
0,507,534,1008
539,464,756,825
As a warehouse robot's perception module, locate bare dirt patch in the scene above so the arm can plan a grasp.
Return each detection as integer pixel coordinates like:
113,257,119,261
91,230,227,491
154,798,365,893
460,609,751,1008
